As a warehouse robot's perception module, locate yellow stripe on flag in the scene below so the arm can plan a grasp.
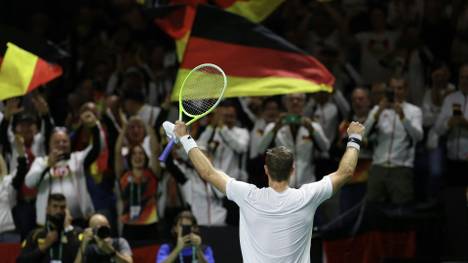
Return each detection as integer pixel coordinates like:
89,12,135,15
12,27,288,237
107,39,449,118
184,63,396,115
176,32,190,62
0,43,38,101
225,0,285,23
171,68,332,101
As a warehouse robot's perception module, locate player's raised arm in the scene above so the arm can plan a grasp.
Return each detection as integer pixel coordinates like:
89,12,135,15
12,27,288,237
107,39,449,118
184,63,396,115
174,121,231,193
329,121,365,194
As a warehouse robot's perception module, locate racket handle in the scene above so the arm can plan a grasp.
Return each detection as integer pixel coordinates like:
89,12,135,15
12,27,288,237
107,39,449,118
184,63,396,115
159,139,176,162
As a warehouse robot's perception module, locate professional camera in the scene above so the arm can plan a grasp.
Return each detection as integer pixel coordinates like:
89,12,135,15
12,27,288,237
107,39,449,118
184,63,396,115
94,225,111,239
47,213,65,233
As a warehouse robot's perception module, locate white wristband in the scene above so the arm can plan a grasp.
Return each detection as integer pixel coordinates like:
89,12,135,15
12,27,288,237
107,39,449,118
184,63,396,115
180,135,198,154
347,141,360,151
348,133,362,141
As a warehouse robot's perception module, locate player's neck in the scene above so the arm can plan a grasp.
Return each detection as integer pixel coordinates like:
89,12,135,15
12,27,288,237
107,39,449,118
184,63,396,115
269,180,289,193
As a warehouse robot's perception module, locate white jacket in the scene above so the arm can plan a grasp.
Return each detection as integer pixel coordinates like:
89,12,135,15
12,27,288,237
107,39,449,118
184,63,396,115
176,161,227,226
364,102,423,167
25,147,95,225
433,91,468,161
258,122,330,187
198,126,250,181
0,175,16,233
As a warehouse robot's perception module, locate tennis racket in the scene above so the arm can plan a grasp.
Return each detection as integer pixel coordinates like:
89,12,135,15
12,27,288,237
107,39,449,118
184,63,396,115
158,63,227,162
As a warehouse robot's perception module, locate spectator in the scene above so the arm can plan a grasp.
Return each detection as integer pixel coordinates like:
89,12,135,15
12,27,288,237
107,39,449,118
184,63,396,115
433,63,468,186
0,96,54,239
197,104,249,225
364,77,423,204
352,5,400,84
259,93,330,187
122,89,160,128
173,147,227,226
156,210,214,263
115,121,161,241
0,135,28,243
337,87,372,211
75,213,133,263
25,110,102,226
370,82,387,106
422,63,455,191
246,97,280,188
17,194,81,263
198,104,249,181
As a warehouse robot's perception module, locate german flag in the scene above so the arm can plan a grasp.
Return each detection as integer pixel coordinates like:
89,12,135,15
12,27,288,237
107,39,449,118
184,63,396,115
171,5,334,100
153,0,284,61
0,26,64,101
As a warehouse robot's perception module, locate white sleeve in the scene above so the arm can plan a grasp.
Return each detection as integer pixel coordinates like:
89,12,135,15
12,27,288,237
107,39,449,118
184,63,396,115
311,122,330,152
25,157,49,188
226,178,257,207
300,175,333,205
218,127,249,154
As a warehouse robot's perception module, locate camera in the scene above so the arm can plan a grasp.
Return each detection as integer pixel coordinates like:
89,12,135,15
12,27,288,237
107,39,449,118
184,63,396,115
47,213,65,233
94,225,111,239
181,224,192,237
283,114,301,125
453,103,462,116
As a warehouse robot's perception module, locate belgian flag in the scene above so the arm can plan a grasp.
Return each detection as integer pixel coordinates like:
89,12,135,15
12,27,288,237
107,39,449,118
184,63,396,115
0,26,63,101
171,5,334,100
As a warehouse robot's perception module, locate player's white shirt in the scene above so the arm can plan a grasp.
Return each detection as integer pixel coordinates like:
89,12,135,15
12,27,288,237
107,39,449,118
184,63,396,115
226,175,333,263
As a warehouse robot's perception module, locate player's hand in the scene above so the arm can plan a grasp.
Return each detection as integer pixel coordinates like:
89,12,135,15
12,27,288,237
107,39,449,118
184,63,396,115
347,121,365,137
174,121,189,138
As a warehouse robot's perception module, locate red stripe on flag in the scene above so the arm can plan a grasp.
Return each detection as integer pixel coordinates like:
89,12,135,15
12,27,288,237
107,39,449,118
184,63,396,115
27,58,62,92
181,37,334,86
155,5,196,40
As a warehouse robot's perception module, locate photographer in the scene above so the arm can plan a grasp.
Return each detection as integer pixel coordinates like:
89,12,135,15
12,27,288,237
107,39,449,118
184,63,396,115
75,214,133,263
156,211,214,263
434,63,468,186
25,110,102,226
364,77,423,204
17,194,81,263
258,93,330,187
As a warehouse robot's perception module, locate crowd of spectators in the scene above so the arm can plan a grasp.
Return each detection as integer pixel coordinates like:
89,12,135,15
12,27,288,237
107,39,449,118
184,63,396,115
1,0,468,261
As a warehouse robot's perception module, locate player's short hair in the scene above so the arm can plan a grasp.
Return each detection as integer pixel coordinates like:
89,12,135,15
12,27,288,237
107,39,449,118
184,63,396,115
265,146,294,182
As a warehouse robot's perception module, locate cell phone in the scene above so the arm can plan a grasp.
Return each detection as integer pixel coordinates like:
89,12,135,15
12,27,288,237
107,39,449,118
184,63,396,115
283,114,301,125
181,225,191,237
453,103,462,116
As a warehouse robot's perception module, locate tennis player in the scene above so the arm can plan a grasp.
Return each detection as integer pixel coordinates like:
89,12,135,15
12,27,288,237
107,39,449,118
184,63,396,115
165,120,364,263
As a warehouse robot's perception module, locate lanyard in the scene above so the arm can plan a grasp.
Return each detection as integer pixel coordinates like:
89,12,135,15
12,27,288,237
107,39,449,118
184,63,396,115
178,246,196,263
129,177,141,206
49,238,63,260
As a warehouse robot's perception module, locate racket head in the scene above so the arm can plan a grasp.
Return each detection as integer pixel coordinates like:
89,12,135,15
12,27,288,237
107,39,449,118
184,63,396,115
178,63,227,124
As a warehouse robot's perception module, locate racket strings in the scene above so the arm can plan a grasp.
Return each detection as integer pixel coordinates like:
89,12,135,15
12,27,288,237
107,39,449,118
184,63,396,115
181,66,225,116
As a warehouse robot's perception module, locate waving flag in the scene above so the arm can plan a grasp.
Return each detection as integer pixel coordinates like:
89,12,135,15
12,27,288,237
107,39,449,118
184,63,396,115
170,5,334,100
0,42,62,101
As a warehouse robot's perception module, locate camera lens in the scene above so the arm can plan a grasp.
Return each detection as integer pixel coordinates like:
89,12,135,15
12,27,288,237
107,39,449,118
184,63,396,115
96,226,111,239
